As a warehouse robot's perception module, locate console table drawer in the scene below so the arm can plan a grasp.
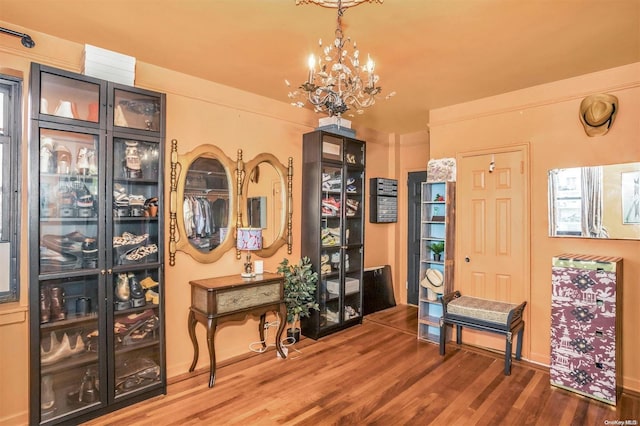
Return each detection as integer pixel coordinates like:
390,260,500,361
217,282,281,313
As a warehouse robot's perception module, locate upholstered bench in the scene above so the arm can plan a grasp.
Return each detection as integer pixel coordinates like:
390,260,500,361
439,291,527,375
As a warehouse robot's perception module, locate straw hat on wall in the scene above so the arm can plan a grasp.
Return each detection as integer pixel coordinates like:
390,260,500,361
579,93,618,137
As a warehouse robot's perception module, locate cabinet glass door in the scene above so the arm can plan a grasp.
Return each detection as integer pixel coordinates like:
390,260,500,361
36,66,104,125
113,88,162,132
320,164,342,329
344,139,364,321
111,268,162,399
110,136,162,398
37,126,105,421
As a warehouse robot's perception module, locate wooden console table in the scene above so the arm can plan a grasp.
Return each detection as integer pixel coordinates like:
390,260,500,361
188,272,287,387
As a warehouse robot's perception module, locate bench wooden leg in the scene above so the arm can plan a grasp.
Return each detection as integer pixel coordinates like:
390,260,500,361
504,332,513,376
515,323,524,360
439,320,446,355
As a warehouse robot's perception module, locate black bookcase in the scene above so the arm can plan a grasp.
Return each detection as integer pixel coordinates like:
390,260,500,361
28,63,166,425
300,130,365,339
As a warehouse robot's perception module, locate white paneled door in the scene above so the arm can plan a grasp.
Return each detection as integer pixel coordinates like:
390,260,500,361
456,145,530,355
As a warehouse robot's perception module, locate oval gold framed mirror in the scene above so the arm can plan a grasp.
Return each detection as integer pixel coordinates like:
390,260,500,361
169,141,237,264
241,153,293,258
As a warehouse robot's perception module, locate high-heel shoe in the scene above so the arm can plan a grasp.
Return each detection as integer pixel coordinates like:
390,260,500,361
122,315,159,346
66,368,99,407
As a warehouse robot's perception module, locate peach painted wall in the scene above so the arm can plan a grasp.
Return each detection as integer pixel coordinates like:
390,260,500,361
0,22,393,424
429,63,640,392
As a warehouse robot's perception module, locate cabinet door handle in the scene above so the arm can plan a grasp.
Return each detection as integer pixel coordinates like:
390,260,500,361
465,256,471,263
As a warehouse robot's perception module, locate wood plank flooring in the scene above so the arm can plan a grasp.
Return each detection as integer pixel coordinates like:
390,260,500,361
84,305,639,425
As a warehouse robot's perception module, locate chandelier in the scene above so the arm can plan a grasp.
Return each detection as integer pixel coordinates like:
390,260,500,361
287,0,389,118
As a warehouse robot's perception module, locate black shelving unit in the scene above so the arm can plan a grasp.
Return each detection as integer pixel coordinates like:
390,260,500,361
28,63,166,425
300,130,365,339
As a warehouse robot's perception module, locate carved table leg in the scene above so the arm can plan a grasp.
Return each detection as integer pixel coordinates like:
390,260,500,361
275,303,287,359
207,317,217,387
188,310,199,372
259,313,267,350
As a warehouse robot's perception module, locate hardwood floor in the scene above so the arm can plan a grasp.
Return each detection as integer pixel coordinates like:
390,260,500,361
85,305,639,425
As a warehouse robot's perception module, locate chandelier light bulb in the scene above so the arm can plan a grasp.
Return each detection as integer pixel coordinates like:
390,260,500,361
366,55,374,73
308,54,316,71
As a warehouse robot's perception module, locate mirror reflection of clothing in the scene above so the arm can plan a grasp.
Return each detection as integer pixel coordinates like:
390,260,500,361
183,196,228,242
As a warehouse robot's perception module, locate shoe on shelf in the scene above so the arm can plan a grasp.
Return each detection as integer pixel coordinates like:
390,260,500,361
128,194,146,217
41,332,85,365
113,232,148,248
145,197,159,217
115,309,155,327
42,234,83,256
128,273,146,308
87,148,98,175
119,244,158,265
54,144,72,174
140,276,158,290
145,288,159,305
76,147,90,175
114,273,131,311
41,375,55,411
122,314,159,346
124,141,142,179
40,287,51,324
67,369,99,407
82,238,98,269
40,139,55,174
39,246,80,272
49,286,67,321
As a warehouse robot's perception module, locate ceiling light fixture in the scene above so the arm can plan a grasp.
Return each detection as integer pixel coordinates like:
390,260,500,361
287,0,391,118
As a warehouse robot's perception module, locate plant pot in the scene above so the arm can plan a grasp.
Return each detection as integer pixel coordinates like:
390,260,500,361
433,253,442,262
287,327,300,343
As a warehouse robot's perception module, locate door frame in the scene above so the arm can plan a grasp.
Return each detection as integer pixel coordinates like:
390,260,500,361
406,170,427,305
456,143,531,358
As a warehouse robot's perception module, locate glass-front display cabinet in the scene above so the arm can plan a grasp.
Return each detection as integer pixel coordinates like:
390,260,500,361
301,130,365,340
29,63,166,425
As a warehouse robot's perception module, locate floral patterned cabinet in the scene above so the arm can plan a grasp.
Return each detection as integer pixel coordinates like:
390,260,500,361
550,254,623,405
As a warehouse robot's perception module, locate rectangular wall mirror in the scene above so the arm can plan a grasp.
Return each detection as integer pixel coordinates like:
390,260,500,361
247,196,267,229
548,162,640,240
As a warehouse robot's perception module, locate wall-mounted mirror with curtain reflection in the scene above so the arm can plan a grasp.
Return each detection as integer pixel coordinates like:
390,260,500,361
169,141,237,265
242,153,293,258
548,162,640,240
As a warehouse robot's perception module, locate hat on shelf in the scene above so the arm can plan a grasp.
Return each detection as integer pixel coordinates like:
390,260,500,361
420,268,444,300
579,93,618,137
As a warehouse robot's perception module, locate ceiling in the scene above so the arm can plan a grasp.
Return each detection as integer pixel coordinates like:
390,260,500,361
1,0,639,134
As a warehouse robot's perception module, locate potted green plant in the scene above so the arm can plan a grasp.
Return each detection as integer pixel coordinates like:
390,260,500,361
427,241,445,262
277,257,319,343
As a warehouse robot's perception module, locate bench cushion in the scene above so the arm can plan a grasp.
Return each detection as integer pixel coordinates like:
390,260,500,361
447,296,518,325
